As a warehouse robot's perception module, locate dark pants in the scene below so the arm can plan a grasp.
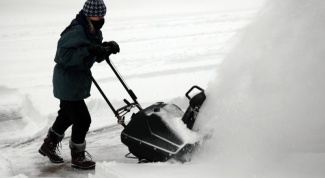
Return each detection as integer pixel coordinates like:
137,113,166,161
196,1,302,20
52,100,91,144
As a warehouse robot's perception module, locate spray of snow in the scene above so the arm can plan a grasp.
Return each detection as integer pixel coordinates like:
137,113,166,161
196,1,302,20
145,103,200,144
194,0,325,177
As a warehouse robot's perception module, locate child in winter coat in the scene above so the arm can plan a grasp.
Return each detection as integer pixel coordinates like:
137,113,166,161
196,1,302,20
38,0,120,170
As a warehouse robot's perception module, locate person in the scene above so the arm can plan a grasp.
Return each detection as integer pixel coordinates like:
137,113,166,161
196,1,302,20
38,0,120,170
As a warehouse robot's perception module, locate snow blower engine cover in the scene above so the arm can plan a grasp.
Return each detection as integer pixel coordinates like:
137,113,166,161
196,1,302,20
121,86,206,162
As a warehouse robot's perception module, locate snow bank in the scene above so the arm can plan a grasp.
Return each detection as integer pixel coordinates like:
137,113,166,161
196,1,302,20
195,0,325,177
0,86,48,145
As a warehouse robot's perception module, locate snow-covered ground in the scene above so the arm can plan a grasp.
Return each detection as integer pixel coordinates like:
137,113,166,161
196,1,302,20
1,0,325,177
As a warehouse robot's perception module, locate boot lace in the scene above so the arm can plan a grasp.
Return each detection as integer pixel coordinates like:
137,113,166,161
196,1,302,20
50,141,62,155
77,151,93,162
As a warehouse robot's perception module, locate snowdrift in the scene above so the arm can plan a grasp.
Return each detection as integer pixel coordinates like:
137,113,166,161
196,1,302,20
0,86,48,145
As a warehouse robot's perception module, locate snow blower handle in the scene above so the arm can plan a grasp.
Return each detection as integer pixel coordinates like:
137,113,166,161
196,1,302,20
83,53,128,128
185,86,204,100
104,52,143,111
83,47,143,128
116,99,136,115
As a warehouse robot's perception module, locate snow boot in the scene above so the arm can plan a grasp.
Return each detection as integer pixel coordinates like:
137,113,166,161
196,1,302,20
69,140,95,170
39,127,64,163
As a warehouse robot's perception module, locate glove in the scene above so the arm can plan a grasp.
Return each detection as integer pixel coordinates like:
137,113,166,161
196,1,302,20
87,45,108,62
102,41,120,54
87,45,107,57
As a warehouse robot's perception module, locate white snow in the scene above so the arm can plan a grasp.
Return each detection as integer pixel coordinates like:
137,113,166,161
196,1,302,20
194,0,325,177
0,86,48,145
144,103,200,144
2,0,324,177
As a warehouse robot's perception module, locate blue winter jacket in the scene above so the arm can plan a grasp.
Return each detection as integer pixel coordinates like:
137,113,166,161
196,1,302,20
53,11,103,101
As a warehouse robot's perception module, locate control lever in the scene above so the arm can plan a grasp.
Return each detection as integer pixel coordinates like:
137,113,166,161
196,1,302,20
124,99,131,106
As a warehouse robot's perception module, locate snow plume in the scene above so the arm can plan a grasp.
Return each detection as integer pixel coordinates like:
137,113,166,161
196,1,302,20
196,0,325,177
145,103,200,144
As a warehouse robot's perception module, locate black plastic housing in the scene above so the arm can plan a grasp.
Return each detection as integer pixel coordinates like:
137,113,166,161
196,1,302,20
121,89,206,162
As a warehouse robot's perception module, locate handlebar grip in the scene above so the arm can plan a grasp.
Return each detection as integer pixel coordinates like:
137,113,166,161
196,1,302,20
185,85,204,100
124,99,131,106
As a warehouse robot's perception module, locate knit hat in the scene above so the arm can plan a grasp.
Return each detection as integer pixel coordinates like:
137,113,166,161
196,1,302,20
82,0,106,17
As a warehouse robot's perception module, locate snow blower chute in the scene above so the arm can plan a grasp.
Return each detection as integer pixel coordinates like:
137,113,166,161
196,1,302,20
84,49,206,162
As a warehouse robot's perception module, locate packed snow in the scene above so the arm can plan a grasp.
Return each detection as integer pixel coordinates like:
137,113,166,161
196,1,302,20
1,0,325,177
144,103,200,144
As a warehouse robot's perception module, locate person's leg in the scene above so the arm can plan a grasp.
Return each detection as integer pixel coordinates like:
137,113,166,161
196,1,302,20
39,100,70,163
60,100,95,169
51,101,73,135
60,100,91,144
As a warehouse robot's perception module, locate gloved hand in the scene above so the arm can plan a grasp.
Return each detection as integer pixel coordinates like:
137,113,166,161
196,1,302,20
102,41,120,54
87,45,107,57
87,45,108,63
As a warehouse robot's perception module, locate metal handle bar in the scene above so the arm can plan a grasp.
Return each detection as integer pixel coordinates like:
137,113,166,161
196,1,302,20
83,47,143,128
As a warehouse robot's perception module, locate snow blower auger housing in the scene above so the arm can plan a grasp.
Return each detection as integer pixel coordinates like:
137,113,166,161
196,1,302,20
84,48,206,163
121,86,206,162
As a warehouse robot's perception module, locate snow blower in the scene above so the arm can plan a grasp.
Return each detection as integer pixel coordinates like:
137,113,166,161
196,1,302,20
84,49,206,162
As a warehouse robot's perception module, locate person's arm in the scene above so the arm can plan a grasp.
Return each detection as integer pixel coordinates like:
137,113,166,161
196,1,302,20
57,34,90,67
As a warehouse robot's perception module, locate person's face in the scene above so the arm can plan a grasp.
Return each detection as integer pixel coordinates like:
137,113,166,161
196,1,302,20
89,16,105,31
89,17,104,21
